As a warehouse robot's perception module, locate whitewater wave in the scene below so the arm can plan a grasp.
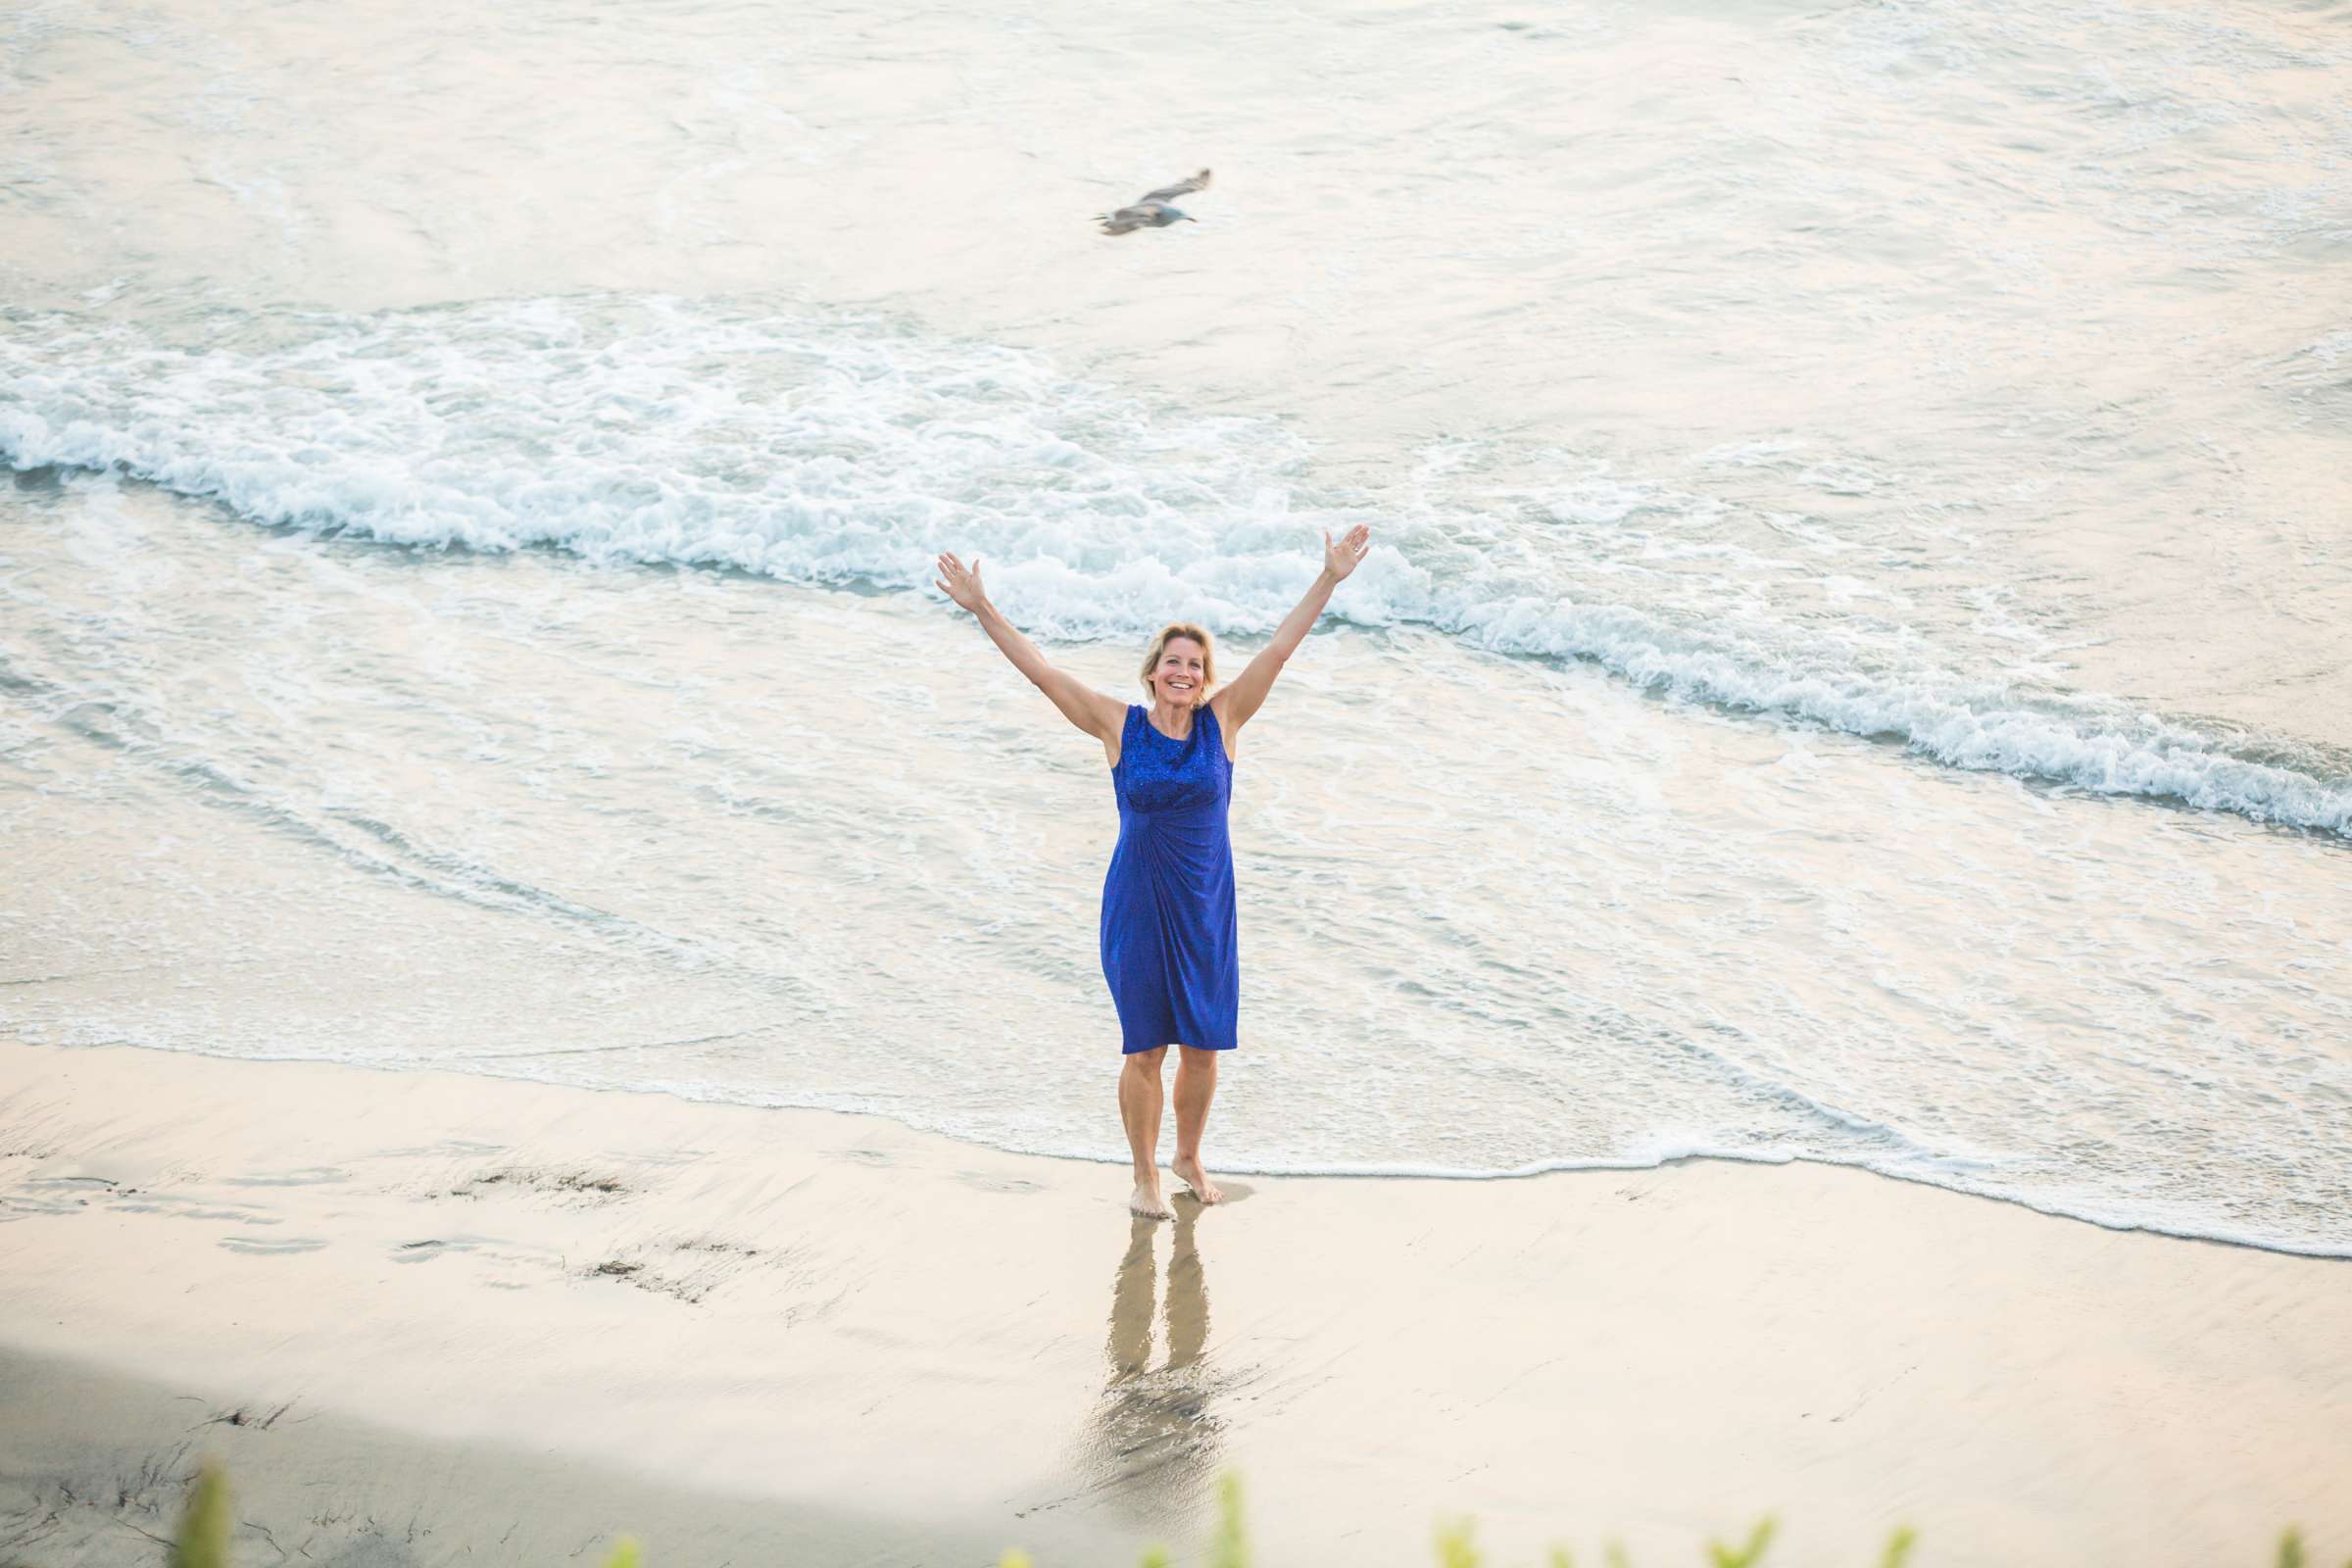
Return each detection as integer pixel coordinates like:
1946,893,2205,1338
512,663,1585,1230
5,294,2347,835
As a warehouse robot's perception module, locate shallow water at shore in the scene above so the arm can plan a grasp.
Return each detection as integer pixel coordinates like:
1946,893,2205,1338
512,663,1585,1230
7,473,2350,1251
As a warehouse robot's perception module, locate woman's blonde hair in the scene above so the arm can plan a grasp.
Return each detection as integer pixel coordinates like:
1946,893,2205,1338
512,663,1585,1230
1139,622,1216,709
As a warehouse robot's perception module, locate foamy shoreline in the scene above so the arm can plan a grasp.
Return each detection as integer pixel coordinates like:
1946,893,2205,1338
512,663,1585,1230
7,302,2349,837
3,1041,2346,1566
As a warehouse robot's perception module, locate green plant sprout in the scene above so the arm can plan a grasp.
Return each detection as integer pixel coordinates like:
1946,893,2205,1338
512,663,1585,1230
162,1463,2343,1567
169,1462,231,1568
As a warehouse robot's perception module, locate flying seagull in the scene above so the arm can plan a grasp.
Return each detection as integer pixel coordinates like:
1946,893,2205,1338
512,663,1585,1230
1097,169,1212,235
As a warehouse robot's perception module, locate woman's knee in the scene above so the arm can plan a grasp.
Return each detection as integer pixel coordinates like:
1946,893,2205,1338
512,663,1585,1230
1175,1044,1219,1073
1124,1046,1169,1073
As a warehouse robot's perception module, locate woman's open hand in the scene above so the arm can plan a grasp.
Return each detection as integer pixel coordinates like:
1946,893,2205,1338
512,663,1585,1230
1322,524,1372,583
934,551,988,612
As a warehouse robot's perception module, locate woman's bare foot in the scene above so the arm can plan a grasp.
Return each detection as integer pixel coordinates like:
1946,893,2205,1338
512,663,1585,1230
1171,1154,1224,1204
1129,1182,1174,1219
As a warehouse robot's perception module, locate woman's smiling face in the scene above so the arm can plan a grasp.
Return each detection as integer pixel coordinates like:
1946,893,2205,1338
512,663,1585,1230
1150,637,1208,708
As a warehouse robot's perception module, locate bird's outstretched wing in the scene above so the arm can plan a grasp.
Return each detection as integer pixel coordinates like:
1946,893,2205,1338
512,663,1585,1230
1137,169,1212,204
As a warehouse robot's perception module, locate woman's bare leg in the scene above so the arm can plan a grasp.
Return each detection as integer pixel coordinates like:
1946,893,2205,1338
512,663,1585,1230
1119,1047,1172,1218
1171,1045,1225,1203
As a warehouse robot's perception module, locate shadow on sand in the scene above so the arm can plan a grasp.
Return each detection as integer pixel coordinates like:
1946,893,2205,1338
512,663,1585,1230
1076,1200,1227,1528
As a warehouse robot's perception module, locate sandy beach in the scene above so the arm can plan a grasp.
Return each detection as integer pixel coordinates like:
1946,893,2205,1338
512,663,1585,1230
2,1041,2346,1566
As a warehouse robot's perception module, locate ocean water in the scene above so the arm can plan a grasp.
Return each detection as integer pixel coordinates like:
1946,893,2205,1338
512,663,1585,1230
3,0,2348,1253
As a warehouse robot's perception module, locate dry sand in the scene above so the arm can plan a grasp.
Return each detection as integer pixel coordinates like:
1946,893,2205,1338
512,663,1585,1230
1,1040,2347,1566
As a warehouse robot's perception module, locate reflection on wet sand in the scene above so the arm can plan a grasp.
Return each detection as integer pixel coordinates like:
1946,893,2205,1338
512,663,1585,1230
1077,1203,1223,1527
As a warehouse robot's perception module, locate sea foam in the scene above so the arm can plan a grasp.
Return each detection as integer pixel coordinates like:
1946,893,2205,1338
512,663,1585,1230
4,295,2347,836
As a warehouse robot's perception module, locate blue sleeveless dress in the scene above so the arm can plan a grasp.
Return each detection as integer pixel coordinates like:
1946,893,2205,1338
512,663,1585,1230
1102,703,1239,1054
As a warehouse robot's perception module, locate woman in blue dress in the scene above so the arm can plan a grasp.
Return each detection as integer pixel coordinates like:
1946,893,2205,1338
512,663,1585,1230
934,525,1372,1219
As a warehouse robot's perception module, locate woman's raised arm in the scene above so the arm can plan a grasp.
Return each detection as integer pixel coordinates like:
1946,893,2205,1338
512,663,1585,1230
935,553,1126,745
1212,524,1371,736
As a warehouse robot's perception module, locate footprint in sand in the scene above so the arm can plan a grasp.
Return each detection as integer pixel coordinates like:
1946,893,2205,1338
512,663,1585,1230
219,1236,327,1255
113,1194,279,1224
956,1171,1043,1194
10,1174,129,1211
1176,1181,1253,1205
383,1139,509,1158
222,1166,349,1188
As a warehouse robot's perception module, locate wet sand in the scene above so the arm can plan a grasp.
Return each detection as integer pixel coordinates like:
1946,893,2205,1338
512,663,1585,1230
1,1040,2347,1566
